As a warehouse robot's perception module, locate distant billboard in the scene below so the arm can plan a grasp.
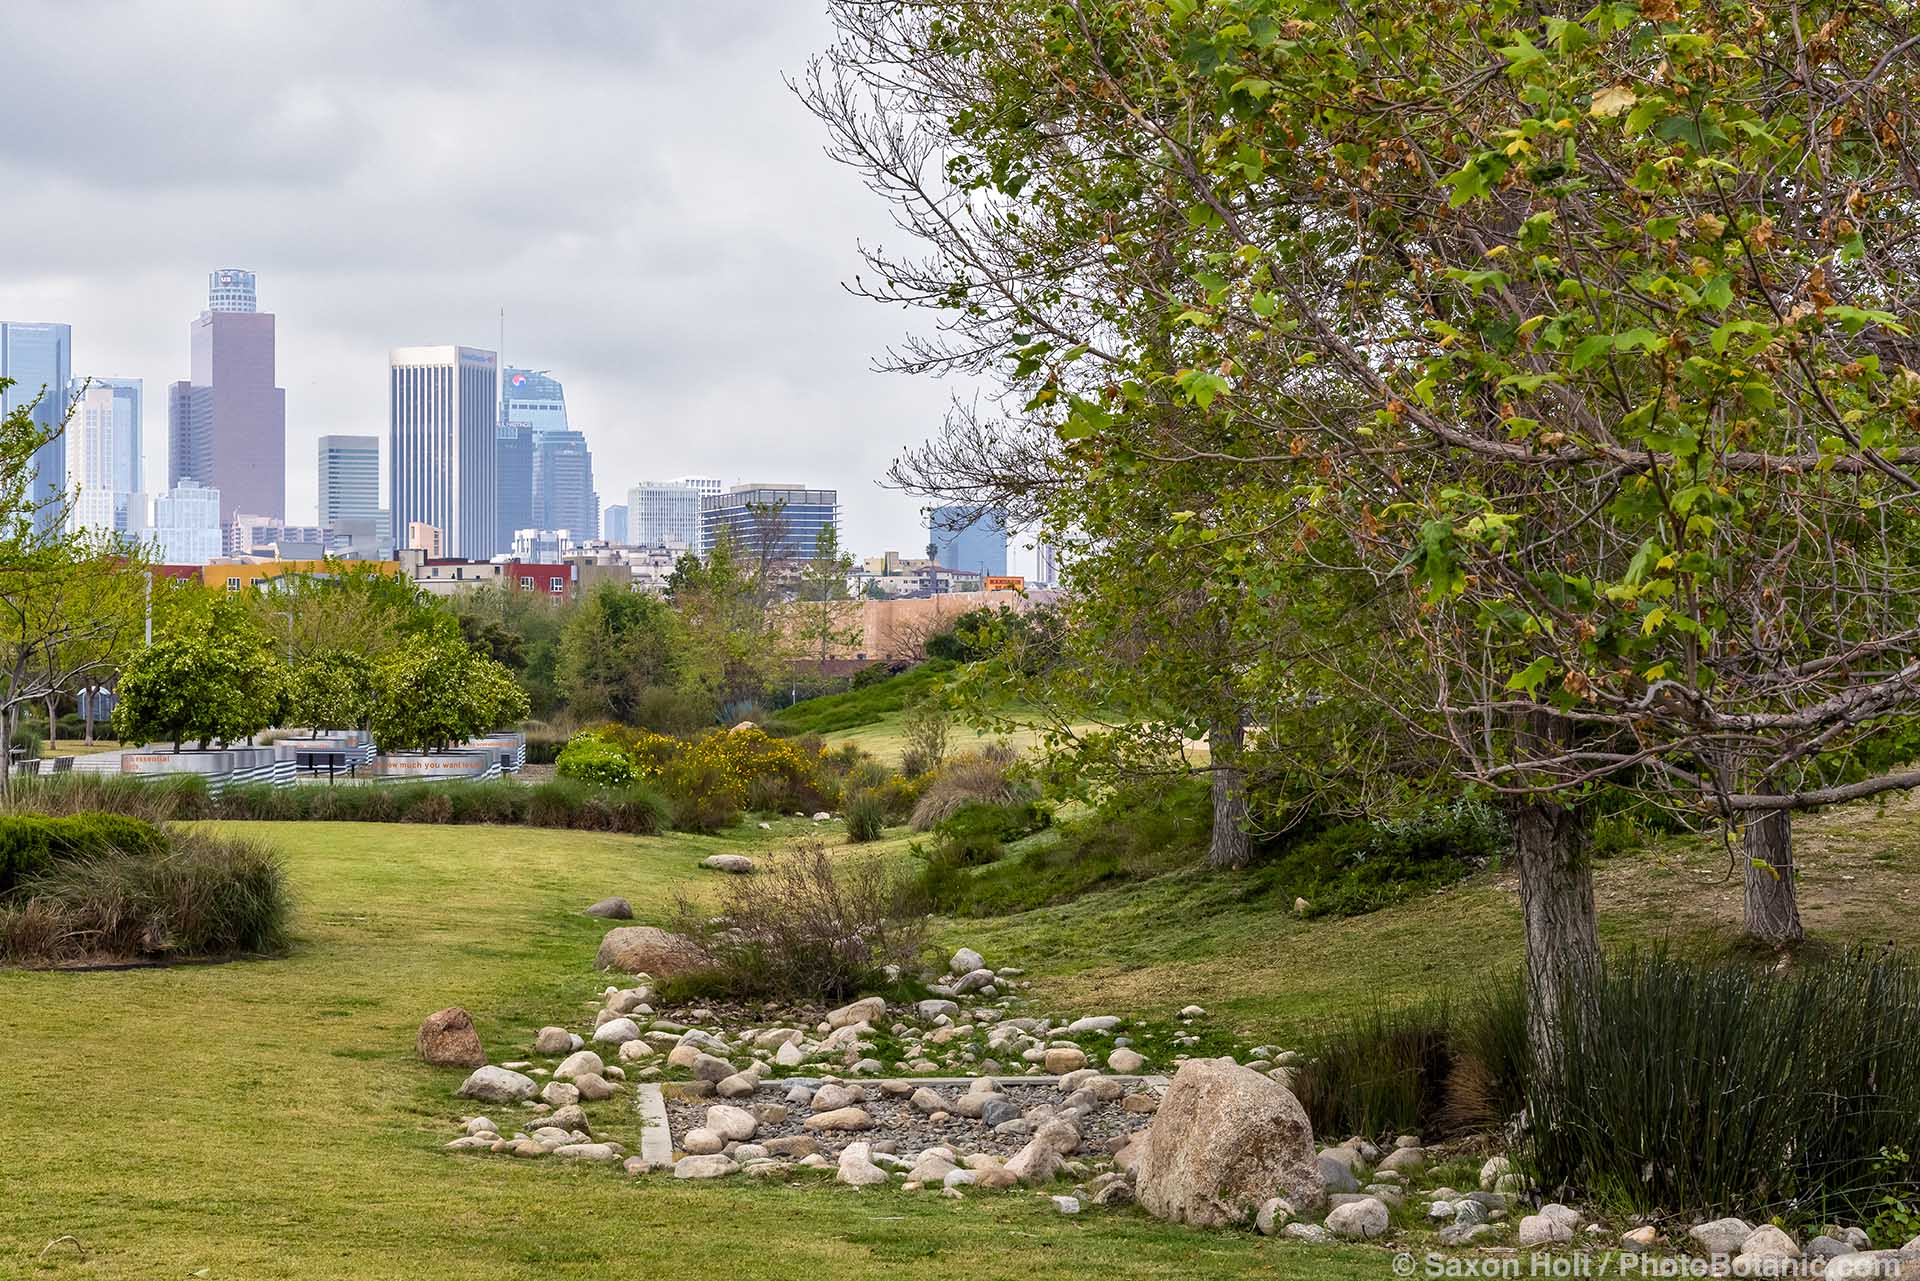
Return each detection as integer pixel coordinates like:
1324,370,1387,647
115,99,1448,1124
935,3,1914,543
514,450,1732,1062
984,575,1026,592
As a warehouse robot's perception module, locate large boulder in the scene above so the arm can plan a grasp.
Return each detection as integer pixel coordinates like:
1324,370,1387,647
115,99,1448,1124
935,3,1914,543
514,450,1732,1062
594,926,707,976
417,1007,487,1067
1135,1057,1326,1229
584,897,633,920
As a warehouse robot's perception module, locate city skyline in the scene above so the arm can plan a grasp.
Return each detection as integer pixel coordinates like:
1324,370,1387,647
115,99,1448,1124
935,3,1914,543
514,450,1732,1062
0,3,1037,575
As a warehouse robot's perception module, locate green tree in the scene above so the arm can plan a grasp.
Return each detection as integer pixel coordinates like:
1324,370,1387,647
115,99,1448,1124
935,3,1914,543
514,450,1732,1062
556,583,681,723
367,633,529,753
790,524,862,670
446,585,565,718
288,651,375,735
669,532,784,721
813,0,1920,1056
112,601,285,752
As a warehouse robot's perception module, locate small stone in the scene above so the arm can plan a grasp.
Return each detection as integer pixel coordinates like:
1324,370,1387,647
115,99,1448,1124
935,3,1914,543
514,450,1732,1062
552,1142,619,1162
672,1154,738,1179
1692,1218,1756,1258
690,1053,736,1082
1065,1016,1122,1034
836,1141,889,1187
955,948,987,976
1518,1214,1575,1246
1282,1223,1333,1244
1256,1198,1292,1235
572,1072,616,1101
828,996,887,1029
532,1026,572,1055
701,854,755,874
918,999,960,1022
1326,1197,1390,1241
1051,1195,1081,1214
1043,1046,1088,1073
592,1018,642,1046
803,1107,874,1132
584,897,633,919
455,1065,535,1103
553,1050,605,1081
539,1081,579,1108
705,1104,757,1142
1108,1047,1146,1074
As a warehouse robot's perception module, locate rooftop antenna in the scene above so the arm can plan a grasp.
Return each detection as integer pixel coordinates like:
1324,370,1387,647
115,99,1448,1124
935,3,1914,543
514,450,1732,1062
498,306,506,428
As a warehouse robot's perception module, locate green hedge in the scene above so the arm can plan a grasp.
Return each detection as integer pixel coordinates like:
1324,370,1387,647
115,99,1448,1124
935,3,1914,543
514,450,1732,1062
0,814,169,896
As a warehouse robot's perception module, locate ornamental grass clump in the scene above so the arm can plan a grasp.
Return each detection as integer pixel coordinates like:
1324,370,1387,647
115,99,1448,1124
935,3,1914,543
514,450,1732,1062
668,836,927,1000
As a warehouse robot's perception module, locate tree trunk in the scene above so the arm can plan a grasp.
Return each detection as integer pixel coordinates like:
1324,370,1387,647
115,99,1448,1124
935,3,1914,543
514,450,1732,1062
84,688,95,745
45,693,57,753
1206,717,1250,870
1510,797,1601,1072
1742,809,1803,946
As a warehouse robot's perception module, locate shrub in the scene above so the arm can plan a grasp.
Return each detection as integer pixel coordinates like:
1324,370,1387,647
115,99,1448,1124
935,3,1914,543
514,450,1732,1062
1523,949,1920,1227
0,828,291,965
843,790,890,843
7,773,208,822
668,836,926,1000
909,744,1026,830
900,693,951,775
1248,799,1507,919
0,813,169,895
555,734,637,789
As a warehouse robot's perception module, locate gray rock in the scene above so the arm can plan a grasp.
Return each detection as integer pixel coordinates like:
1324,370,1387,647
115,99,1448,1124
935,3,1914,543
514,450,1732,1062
591,1017,642,1046
1518,1213,1574,1246
552,1142,620,1161
951,947,984,974
1316,1155,1360,1194
672,1154,738,1179
572,1072,615,1101
803,1106,874,1132
680,1127,724,1155
1692,1218,1756,1257
1256,1198,1293,1235
1282,1223,1334,1243
553,1050,605,1081
1066,1015,1122,1034
1740,1225,1802,1263
705,1104,757,1142
836,1141,889,1187
584,897,633,919
539,1081,579,1108
1826,1253,1909,1279
953,968,996,994
532,1026,572,1055
702,854,754,874
828,996,886,1029
1806,1237,1856,1260
910,1087,954,1114
1326,1198,1390,1240
1108,1047,1147,1074
1051,1195,1082,1214
1438,1224,1501,1247
455,1065,536,1103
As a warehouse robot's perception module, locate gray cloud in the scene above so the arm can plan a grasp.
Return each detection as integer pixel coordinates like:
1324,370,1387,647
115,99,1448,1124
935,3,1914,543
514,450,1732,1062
0,0,1008,565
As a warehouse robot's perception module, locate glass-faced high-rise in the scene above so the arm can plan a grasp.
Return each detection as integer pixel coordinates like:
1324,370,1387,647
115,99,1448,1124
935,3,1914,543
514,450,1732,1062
317,435,380,528
628,481,702,549
929,504,1010,577
390,346,497,561
1,321,73,533
64,379,143,537
700,484,839,558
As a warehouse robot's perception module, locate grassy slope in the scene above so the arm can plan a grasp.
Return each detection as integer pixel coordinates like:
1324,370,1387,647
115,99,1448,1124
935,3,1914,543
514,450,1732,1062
9,779,1917,1277
0,818,1370,1281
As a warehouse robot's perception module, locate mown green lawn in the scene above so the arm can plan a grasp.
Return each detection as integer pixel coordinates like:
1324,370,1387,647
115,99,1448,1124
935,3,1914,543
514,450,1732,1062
0,818,1380,1280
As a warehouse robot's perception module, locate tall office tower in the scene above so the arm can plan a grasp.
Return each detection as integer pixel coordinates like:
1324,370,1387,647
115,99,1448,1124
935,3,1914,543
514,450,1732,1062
1035,538,1060,588
494,424,533,555
929,504,1011,577
143,480,223,565
531,429,597,538
500,367,568,433
672,475,722,498
389,345,497,561
628,481,702,549
317,434,380,528
602,504,628,545
700,484,838,558
63,381,137,536
166,269,287,520
1,321,73,532
208,268,257,313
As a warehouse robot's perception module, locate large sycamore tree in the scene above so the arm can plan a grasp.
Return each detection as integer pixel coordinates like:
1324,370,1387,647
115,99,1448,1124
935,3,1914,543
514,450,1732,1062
812,0,1920,1054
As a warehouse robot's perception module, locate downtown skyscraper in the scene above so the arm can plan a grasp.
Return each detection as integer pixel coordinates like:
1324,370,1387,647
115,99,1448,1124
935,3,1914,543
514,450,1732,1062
167,268,287,521
1,321,72,532
390,345,497,561
65,378,143,536
317,434,380,528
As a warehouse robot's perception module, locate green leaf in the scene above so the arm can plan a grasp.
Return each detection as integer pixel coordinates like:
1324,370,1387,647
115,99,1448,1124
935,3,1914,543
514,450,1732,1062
1506,656,1557,693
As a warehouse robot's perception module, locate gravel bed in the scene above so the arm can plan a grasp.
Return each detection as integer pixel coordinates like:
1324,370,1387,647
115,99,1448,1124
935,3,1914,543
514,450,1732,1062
662,1080,1153,1159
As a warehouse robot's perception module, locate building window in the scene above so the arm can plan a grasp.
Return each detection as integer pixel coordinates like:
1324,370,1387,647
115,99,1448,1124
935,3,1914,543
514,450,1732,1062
519,576,533,589
224,579,241,593
548,576,563,592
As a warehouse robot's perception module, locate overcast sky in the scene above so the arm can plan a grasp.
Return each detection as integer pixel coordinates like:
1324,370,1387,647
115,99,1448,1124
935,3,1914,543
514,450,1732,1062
0,1,1018,568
